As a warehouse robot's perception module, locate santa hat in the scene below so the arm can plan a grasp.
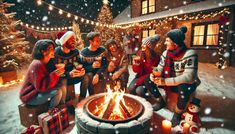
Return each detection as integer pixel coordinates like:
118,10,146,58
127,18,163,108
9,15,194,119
142,34,160,49
55,31,75,46
167,26,187,46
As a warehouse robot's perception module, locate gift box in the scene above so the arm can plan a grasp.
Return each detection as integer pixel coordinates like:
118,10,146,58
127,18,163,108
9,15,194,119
38,108,69,134
21,125,43,134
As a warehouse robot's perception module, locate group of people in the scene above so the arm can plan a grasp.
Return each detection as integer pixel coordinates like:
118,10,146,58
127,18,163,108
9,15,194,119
19,26,200,127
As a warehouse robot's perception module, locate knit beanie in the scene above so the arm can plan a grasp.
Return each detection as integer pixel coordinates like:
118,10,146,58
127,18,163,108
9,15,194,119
142,34,160,49
87,32,100,41
55,31,75,46
166,26,187,46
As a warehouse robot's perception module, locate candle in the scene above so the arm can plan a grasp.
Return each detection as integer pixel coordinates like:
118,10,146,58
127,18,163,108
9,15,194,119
183,123,190,134
162,120,172,134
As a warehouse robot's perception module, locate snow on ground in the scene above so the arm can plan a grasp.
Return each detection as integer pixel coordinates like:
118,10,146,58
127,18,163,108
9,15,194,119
0,63,235,134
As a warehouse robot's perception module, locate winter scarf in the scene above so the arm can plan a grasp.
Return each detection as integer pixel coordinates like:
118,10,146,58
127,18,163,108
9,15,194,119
163,45,187,90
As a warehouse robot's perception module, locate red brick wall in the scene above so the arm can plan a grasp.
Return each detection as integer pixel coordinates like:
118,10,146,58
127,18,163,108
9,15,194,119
131,0,141,18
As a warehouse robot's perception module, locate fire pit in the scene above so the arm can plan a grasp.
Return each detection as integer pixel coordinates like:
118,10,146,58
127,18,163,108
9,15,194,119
85,93,143,124
75,84,153,134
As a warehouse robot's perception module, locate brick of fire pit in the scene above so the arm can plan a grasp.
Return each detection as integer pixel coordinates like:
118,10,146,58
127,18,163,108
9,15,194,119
98,123,115,134
76,93,153,134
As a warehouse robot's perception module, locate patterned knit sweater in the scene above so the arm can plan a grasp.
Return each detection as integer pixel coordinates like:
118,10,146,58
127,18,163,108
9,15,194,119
20,60,59,103
154,49,201,86
80,47,107,76
54,47,82,85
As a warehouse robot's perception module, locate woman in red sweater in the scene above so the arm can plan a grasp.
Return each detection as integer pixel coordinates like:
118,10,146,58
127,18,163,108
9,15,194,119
20,39,66,109
128,35,160,97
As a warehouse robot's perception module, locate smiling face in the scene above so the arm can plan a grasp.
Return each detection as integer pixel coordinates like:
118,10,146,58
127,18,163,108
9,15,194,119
108,43,118,53
42,44,55,59
90,36,101,49
64,36,76,50
164,37,178,51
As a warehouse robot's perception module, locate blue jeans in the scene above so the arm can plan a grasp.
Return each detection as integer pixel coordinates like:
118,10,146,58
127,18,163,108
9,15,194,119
27,79,67,109
128,78,147,97
80,72,95,98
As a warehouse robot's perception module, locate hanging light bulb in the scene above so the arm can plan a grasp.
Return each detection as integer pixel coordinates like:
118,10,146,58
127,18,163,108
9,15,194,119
81,18,84,22
59,9,63,15
67,13,71,18
75,16,78,20
37,0,42,5
49,5,53,11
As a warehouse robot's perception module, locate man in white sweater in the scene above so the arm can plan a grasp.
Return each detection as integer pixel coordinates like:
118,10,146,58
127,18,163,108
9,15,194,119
149,26,201,126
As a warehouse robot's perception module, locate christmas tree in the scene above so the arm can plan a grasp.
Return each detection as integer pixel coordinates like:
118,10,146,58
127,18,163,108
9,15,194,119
95,0,115,45
72,21,84,50
0,1,31,72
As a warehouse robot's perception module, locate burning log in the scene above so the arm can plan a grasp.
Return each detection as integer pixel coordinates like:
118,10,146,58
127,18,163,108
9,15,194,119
119,101,131,118
102,95,117,119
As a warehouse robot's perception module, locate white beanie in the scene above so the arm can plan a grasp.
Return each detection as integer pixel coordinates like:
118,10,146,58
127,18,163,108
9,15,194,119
55,31,75,46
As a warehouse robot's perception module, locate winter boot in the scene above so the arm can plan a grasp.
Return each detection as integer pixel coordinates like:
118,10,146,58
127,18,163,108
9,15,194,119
171,112,182,127
152,97,166,111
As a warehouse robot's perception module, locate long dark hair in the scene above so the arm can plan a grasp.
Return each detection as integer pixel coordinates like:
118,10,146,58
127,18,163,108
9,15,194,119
32,39,55,60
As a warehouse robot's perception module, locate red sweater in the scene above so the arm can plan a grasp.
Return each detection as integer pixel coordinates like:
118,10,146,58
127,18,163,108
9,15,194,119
20,60,60,103
132,52,160,86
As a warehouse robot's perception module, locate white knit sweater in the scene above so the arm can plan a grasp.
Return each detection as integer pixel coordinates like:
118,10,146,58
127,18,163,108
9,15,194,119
154,49,201,86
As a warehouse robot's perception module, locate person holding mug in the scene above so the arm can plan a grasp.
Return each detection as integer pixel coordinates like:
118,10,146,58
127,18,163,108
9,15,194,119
20,39,67,109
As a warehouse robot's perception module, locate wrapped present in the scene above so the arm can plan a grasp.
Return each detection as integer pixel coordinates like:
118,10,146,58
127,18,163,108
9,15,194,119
21,125,43,134
38,108,69,134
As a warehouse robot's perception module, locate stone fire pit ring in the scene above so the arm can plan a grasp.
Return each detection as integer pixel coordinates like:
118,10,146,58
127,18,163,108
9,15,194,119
75,93,153,134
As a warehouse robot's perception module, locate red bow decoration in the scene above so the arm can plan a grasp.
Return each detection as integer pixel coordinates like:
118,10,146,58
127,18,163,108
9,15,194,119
21,126,42,134
48,107,59,115
219,15,229,25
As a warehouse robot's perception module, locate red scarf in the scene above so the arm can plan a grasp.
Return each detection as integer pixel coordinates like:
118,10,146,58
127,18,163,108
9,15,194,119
163,46,187,90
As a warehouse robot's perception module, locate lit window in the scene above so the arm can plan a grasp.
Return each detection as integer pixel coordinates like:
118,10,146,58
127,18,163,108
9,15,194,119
142,29,156,39
142,0,155,15
192,22,219,46
142,30,148,39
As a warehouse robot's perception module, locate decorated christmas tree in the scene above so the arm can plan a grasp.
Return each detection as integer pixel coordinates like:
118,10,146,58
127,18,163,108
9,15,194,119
0,1,31,73
72,21,84,50
95,0,115,45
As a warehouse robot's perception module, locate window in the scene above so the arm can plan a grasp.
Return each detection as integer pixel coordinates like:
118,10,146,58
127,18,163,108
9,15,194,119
192,22,219,47
142,0,155,15
142,29,156,40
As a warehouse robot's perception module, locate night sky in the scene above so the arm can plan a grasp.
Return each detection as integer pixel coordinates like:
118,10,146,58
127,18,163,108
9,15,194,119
5,0,130,32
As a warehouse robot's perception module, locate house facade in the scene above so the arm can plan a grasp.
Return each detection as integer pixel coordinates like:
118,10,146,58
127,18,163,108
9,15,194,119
114,0,235,67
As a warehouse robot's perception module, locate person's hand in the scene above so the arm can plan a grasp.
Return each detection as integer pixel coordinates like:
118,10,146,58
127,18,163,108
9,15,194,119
69,68,85,78
107,61,115,72
92,74,99,85
92,61,101,68
55,64,65,76
112,72,120,80
152,70,161,77
153,77,165,86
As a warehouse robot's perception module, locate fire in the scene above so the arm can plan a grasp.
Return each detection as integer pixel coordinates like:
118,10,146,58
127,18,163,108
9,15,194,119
92,82,131,120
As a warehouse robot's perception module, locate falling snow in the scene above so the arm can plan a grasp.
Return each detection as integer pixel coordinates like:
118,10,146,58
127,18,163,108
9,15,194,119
25,11,30,15
223,52,230,58
204,107,212,115
212,52,217,56
42,16,48,21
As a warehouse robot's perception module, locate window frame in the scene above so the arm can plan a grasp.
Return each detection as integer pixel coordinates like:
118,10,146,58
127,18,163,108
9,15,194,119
141,0,156,15
191,21,220,48
142,29,156,39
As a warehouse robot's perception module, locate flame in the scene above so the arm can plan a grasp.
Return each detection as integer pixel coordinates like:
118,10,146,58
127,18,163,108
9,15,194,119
92,82,131,120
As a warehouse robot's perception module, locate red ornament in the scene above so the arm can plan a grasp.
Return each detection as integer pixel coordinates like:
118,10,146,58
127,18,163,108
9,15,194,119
219,15,229,25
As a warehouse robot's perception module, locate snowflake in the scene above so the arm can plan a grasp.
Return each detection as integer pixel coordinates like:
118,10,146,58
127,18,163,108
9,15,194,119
164,6,168,9
47,21,50,25
143,86,146,89
154,125,158,128
223,52,230,58
110,3,113,6
145,92,150,96
218,3,223,7
97,9,100,11
206,46,209,49
118,11,121,13
127,14,130,17
115,130,119,134
179,9,184,14
165,71,169,75
51,1,55,4
28,114,33,117
183,1,187,5
17,0,23,3
204,107,212,115
181,95,185,99
212,52,217,56
219,75,224,79
221,123,224,127
42,16,48,21
32,10,35,13
85,3,88,7
26,11,30,15
48,98,51,101
222,96,226,99
149,127,153,131
232,49,235,52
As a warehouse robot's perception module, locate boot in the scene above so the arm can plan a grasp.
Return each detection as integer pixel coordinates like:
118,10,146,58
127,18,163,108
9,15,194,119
171,112,181,127
152,97,166,111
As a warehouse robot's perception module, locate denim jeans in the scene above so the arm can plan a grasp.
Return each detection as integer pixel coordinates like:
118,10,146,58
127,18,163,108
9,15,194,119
27,79,67,109
128,78,147,97
80,72,95,98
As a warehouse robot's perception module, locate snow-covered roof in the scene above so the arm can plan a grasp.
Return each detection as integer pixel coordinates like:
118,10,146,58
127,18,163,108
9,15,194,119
114,0,235,25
